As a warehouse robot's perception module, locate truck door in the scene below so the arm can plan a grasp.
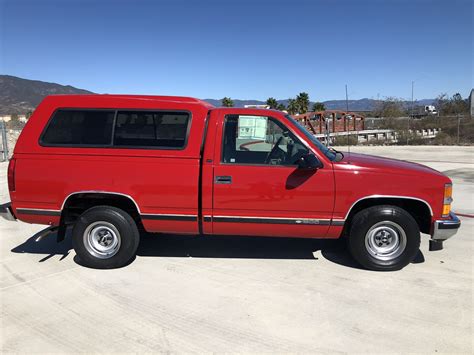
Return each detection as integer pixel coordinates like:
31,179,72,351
210,111,335,238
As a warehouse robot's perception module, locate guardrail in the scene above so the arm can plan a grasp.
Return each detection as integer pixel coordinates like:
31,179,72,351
315,128,441,144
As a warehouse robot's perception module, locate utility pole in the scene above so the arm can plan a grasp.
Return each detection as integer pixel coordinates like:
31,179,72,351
345,84,349,112
407,81,414,145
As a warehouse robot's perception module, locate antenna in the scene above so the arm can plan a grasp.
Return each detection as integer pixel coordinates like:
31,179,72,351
345,84,350,160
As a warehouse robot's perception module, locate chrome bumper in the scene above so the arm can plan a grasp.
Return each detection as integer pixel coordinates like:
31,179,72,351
432,212,460,241
0,202,16,221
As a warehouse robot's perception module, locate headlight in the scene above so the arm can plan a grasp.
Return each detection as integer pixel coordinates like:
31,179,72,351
442,183,453,217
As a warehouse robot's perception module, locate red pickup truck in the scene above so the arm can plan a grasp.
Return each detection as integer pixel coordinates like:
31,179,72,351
0,95,460,270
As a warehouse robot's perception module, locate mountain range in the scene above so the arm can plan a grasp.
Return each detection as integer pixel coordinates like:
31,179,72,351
203,98,434,111
0,75,435,115
0,75,93,114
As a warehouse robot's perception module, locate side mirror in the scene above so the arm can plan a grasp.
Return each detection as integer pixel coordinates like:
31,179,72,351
297,153,323,170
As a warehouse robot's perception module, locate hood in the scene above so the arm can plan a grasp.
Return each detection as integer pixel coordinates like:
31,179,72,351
335,152,446,178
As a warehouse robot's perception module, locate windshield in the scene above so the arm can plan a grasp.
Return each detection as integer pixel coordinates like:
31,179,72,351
285,115,337,161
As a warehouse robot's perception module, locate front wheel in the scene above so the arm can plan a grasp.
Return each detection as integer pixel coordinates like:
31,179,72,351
72,206,140,269
347,205,420,271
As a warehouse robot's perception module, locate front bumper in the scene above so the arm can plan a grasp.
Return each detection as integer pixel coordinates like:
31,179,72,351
429,212,460,251
432,212,461,241
0,202,16,221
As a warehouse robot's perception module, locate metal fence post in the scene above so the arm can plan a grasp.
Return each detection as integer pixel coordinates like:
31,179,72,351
1,121,8,161
457,114,461,145
0,121,2,161
3,122,9,161
325,118,330,146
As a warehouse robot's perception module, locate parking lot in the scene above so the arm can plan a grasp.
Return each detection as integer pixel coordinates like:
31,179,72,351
1,146,473,353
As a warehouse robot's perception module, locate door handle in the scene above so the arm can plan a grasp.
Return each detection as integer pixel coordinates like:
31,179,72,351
215,176,232,184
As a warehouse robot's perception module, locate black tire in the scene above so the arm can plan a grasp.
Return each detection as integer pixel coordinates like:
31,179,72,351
72,206,140,269
348,205,420,271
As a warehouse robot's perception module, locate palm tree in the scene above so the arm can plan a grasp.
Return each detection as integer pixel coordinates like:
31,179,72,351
287,99,299,115
221,97,234,107
312,102,326,111
296,92,310,113
266,97,279,109
277,103,286,111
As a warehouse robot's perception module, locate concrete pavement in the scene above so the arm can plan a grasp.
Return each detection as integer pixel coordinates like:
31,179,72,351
1,146,472,353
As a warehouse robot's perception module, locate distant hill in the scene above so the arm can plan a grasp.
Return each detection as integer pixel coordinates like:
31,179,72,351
204,99,273,108
0,75,93,114
0,75,435,115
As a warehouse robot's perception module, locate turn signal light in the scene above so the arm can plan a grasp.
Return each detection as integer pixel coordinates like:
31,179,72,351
442,204,451,216
442,183,453,217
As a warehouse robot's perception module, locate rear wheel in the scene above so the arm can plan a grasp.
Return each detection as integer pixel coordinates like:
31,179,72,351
348,205,420,271
72,206,140,269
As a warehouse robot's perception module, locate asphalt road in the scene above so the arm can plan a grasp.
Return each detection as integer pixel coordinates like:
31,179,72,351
1,146,473,353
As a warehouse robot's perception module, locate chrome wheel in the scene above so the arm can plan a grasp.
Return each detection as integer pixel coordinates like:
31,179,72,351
365,221,407,261
83,221,121,259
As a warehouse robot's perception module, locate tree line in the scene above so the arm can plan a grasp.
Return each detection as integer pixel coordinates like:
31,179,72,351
374,93,470,118
222,92,471,117
221,93,326,114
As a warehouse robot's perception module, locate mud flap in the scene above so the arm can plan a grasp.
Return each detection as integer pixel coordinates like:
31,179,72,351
429,239,444,251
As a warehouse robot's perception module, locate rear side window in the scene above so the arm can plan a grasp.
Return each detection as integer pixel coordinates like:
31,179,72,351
41,110,115,146
113,111,190,148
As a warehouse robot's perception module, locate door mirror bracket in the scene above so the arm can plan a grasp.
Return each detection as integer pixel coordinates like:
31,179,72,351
297,153,323,170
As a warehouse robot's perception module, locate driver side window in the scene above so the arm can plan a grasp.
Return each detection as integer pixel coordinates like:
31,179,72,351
222,114,309,165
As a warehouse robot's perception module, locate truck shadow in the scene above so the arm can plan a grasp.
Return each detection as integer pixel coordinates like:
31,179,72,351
11,227,425,269
137,232,359,268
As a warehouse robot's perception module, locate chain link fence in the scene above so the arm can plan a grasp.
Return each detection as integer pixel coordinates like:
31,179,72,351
0,121,22,161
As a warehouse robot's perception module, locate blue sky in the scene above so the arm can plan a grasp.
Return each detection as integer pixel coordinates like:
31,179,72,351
0,0,472,101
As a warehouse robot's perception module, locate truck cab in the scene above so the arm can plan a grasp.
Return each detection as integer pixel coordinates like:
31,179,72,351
0,95,460,270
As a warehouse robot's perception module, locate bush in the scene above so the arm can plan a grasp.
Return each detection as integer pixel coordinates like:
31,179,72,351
437,118,473,144
376,117,407,130
431,132,458,145
334,135,358,146
392,130,426,145
5,115,25,130
374,116,473,145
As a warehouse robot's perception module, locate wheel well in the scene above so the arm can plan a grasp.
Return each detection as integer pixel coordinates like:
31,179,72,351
345,198,432,234
61,193,142,227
